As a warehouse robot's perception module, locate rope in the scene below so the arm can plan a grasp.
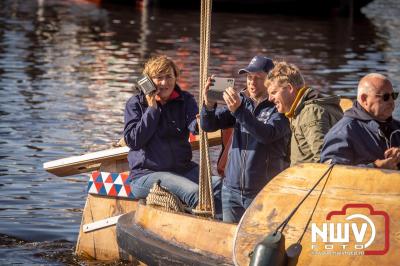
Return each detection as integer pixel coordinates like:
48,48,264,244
297,166,332,244
146,180,186,213
194,0,215,218
275,164,335,234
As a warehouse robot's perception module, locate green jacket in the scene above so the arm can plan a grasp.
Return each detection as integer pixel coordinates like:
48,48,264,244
289,88,343,165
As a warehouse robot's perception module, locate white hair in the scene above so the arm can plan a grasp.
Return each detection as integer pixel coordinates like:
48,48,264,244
357,73,388,101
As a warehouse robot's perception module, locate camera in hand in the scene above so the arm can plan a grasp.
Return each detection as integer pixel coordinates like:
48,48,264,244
207,77,235,101
136,75,157,95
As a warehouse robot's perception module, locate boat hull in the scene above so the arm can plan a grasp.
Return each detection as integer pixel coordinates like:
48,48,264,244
117,203,237,265
75,194,138,261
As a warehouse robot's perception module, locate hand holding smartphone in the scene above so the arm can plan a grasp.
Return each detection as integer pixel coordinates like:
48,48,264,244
207,77,235,102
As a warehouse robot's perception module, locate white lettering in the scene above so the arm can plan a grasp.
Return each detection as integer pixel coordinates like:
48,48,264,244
346,214,376,248
329,223,349,242
312,223,327,242
311,213,377,249
351,223,367,243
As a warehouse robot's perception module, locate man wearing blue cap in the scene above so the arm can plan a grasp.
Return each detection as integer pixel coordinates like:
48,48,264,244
200,56,291,223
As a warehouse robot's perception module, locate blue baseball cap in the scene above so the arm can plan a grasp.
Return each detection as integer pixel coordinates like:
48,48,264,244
238,55,274,74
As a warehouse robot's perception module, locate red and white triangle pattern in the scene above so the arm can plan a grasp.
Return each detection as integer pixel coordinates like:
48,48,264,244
87,171,134,198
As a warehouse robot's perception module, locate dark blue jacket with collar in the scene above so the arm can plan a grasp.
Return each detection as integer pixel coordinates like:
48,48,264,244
200,92,291,195
124,86,198,180
320,101,400,166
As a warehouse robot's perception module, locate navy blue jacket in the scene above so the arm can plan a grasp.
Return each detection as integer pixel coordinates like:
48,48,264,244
320,101,400,166
124,86,198,180
200,93,291,195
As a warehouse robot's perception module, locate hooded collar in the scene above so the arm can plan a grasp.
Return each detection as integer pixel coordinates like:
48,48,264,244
287,88,341,118
344,101,392,122
345,101,395,140
285,87,308,118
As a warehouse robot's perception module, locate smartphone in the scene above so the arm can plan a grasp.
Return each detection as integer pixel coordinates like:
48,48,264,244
207,77,235,101
137,74,157,95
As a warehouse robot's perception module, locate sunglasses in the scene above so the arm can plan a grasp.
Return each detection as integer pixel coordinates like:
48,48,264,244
375,92,399,102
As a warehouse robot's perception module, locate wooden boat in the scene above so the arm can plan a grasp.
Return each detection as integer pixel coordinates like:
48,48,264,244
43,131,222,261
43,98,358,263
116,163,400,265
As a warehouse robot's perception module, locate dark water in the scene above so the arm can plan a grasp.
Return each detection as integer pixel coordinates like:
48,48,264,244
0,0,399,264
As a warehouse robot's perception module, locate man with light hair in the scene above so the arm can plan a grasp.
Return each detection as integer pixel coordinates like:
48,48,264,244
321,73,400,169
267,61,343,164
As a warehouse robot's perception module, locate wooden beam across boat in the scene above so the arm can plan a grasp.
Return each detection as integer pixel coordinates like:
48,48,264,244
43,130,222,177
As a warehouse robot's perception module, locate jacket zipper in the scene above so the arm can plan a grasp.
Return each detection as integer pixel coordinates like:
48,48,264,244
240,100,264,194
240,134,249,195
165,104,177,171
378,129,390,149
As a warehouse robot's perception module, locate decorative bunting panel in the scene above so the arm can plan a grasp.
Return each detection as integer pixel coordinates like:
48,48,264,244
86,171,134,199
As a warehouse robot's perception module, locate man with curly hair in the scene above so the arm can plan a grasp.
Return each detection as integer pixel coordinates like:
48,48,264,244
266,61,343,164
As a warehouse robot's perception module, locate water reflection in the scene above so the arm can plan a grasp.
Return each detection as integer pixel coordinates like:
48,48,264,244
0,0,399,264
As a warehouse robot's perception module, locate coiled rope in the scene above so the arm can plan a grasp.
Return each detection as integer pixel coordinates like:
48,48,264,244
146,180,186,213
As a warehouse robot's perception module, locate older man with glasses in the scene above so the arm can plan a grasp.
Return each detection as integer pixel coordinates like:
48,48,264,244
321,73,400,170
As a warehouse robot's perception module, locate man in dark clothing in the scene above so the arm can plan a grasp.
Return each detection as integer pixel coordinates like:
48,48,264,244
321,73,400,169
200,56,291,223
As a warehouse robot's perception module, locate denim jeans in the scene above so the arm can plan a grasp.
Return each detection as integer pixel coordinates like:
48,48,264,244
222,184,256,223
130,166,222,214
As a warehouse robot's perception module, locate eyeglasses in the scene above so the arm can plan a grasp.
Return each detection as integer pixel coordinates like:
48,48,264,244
375,92,399,102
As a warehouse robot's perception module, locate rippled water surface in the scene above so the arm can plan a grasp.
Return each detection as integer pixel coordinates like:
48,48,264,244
0,0,399,264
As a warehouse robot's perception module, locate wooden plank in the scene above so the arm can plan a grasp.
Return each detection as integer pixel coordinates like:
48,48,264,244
43,146,129,177
339,97,353,112
75,154,142,262
83,214,123,233
75,194,139,261
43,131,221,177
